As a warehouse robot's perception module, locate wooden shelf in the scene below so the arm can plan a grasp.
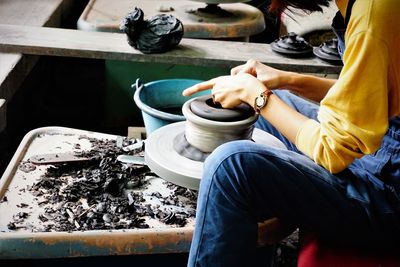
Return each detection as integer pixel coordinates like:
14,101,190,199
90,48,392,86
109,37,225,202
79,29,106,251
0,24,342,74
0,0,70,100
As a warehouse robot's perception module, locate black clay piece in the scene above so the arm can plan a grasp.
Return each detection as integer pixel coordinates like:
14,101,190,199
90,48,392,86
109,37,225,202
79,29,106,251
120,7,145,41
271,32,313,57
120,7,184,54
190,95,254,122
313,38,342,64
173,132,210,162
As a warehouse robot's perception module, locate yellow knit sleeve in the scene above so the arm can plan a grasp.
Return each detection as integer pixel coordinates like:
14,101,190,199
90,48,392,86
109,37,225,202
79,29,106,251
295,31,389,173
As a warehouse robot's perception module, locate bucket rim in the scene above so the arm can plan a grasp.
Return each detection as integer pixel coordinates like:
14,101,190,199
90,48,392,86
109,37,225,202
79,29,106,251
144,78,204,87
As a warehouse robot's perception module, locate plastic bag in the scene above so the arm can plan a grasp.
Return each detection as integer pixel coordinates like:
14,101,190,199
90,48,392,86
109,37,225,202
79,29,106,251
120,7,184,54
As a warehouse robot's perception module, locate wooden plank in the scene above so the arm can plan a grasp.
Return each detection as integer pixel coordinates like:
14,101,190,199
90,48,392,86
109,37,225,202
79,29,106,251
0,99,6,133
0,0,70,100
0,53,39,100
0,24,342,74
0,53,22,87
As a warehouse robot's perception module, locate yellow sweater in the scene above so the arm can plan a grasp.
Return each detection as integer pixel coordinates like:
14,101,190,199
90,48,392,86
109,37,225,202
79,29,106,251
295,0,400,173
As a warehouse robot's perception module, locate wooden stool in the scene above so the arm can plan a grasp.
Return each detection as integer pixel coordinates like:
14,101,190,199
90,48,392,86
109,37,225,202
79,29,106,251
298,233,400,267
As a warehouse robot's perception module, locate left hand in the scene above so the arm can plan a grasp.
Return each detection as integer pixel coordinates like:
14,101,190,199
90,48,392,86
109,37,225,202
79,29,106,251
231,59,290,90
182,73,267,109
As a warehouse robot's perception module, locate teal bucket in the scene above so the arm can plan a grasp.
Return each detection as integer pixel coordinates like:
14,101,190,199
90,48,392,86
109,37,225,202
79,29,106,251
133,78,210,134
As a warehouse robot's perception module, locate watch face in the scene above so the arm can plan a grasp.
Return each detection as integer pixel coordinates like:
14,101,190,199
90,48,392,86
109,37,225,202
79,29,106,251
256,96,265,107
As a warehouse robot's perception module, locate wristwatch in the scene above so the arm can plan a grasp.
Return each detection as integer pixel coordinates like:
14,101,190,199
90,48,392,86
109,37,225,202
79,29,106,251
254,90,273,113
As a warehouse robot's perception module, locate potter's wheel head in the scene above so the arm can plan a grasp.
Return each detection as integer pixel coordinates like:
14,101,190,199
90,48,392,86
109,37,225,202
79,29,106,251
145,121,286,190
145,122,201,190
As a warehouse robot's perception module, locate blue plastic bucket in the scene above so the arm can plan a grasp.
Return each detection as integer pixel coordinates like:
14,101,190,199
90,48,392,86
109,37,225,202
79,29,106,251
133,78,210,134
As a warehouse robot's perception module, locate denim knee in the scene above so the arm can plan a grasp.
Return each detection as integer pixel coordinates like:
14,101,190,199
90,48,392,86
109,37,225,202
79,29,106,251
204,140,254,173
201,140,252,187
202,140,283,193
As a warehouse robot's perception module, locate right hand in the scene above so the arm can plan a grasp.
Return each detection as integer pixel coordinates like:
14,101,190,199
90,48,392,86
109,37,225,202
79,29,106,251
231,59,291,90
182,73,267,109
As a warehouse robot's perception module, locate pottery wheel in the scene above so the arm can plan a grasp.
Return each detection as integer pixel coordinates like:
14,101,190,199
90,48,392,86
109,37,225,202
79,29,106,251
145,121,287,190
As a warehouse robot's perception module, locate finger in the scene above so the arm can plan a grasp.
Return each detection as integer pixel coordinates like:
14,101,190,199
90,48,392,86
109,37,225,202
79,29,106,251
182,79,216,96
231,61,257,76
212,88,234,109
230,64,245,76
242,59,259,76
213,93,237,109
211,90,223,106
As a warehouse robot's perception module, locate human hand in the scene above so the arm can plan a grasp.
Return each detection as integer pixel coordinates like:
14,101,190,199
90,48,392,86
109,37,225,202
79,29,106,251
182,73,267,109
231,59,290,90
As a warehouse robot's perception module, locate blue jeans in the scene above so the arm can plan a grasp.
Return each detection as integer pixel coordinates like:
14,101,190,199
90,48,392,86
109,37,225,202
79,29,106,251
187,91,400,267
